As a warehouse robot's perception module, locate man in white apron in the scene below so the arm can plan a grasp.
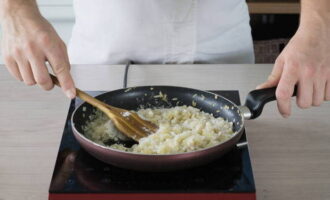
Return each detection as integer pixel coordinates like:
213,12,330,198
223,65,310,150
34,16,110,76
69,0,254,65
1,0,330,117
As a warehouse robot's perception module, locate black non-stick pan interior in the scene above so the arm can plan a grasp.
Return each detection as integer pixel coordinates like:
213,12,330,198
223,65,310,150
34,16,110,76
73,86,244,137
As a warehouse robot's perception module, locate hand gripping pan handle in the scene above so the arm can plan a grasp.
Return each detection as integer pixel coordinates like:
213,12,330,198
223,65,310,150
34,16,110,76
244,86,298,119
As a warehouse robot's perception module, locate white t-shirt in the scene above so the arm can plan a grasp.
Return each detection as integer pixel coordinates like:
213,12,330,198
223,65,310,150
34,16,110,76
68,0,254,64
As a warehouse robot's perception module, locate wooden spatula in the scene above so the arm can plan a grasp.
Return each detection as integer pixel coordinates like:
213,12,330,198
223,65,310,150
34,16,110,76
50,74,158,141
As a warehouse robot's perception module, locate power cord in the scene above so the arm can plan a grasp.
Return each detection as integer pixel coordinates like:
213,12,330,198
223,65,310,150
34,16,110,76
123,61,133,88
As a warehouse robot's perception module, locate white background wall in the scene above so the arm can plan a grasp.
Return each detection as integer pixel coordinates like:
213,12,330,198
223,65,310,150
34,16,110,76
0,0,74,64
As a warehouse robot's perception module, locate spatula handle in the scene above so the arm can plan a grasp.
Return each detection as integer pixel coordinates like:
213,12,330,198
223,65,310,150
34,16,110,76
50,73,60,86
49,74,111,112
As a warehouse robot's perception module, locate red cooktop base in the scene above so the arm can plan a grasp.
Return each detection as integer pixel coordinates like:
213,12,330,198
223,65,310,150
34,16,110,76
49,193,256,200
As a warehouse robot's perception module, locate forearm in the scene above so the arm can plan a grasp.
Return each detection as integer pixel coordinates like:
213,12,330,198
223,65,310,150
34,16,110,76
258,0,330,116
300,0,330,31
0,0,40,24
0,0,75,98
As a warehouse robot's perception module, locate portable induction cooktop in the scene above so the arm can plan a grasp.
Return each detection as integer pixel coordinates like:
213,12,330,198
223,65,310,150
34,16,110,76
49,87,256,200
48,90,256,200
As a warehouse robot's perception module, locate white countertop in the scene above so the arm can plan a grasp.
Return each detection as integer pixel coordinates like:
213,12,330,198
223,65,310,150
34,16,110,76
0,64,329,200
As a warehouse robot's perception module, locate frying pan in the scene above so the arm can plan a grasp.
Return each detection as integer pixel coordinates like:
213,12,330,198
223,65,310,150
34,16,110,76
71,86,289,172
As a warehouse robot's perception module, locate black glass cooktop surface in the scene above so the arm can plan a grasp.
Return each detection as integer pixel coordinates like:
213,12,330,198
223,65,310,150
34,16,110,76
48,90,255,200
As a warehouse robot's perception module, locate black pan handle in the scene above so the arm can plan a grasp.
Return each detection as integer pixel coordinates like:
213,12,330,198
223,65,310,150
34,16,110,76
244,86,297,119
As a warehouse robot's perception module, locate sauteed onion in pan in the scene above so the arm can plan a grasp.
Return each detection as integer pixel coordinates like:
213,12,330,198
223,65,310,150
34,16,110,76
83,105,235,154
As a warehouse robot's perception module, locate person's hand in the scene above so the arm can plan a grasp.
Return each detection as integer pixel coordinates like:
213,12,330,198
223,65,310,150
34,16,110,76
1,4,76,98
257,24,330,118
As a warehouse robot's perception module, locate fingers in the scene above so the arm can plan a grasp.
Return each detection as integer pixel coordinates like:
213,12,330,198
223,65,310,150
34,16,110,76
296,72,313,109
4,43,66,92
276,63,298,118
276,62,328,117
27,48,54,91
15,52,36,86
3,55,23,81
30,59,54,91
312,79,326,106
10,44,54,90
1,17,74,95
325,80,330,101
3,38,73,96
46,44,76,99
257,57,284,89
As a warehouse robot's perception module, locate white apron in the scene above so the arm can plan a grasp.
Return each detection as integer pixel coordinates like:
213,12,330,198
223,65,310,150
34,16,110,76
68,0,254,64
